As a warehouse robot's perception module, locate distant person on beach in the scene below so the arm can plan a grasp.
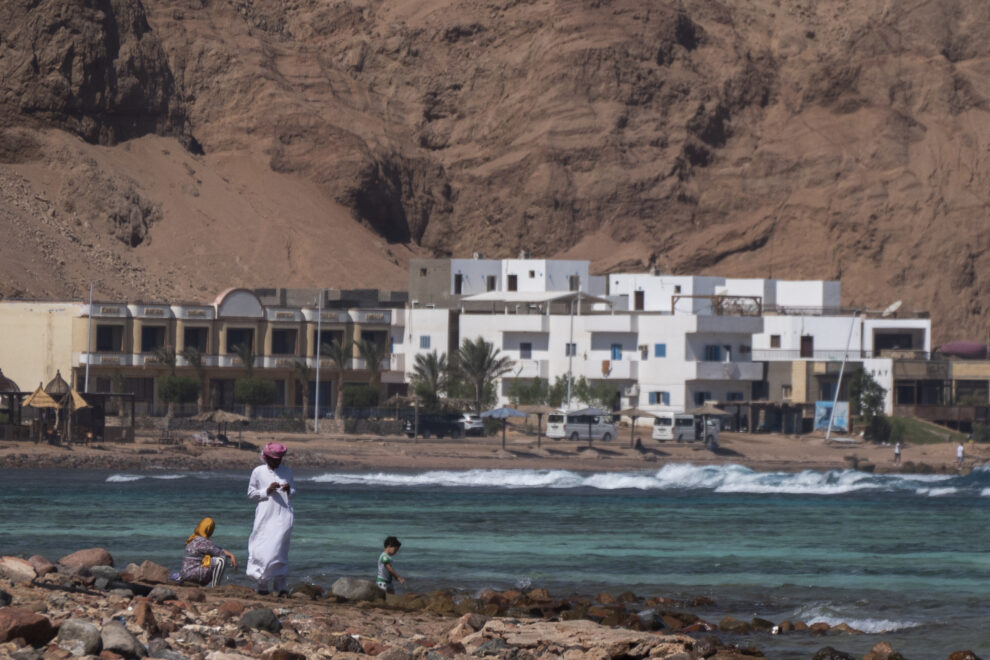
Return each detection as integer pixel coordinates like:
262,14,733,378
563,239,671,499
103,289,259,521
893,441,902,465
376,536,405,594
957,441,964,468
246,442,295,595
178,517,237,587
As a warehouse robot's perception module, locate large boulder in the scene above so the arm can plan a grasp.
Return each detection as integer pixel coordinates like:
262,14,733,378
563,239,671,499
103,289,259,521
0,607,56,645
238,608,282,634
26,556,56,577
122,561,170,584
56,618,102,656
101,620,147,658
0,557,36,585
59,548,113,569
331,577,384,602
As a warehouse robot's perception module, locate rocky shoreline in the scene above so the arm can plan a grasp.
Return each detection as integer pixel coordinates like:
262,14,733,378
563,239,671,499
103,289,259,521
0,548,979,660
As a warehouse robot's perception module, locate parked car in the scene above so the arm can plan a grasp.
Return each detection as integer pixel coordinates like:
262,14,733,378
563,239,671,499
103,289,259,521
459,413,485,436
403,413,464,439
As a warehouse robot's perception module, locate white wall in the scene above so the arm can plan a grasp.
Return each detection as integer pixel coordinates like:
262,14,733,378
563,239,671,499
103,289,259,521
400,309,453,379
450,259,503,296
607,274,723,314
501,259,590,293
862,357,895,415
755,316,864,358
775,280,840,309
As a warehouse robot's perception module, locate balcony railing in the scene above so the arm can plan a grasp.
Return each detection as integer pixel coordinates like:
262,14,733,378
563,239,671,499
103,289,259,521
751,349,930,361
586,359,638,380
511,359,549,379
694,361,763,381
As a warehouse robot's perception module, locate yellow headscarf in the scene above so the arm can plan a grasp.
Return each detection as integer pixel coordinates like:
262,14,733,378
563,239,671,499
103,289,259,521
186,517,216,545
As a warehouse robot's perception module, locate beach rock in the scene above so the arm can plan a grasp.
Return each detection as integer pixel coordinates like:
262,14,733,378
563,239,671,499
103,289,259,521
288,582,323,600
812,648,855,660
948,652,982,660
0,557,37,584
718,616,752,634
426,590,456,615
0,590,9,607
26,556,56,577
122,561,170,585
9,649,43,660
134,600,159,634
264,650,307,660
90,565,121,581
101,620,147,658
148,587,176,603
331,577,384,602
55,618,102,656
0,607,56,645
445,613,488,643
376,646,415,660
218,601,245,619
751,617,775,632
147,638,188,659
326,634,364,653
810,622,832,634
693,636,720,657
238,608,282,634
60,548,113,569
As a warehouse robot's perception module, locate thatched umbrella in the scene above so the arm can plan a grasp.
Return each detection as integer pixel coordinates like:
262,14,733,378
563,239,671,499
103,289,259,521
24,384,59,442
518,404,557,448
618,407,656,447
684,402,729,446
0,368,22,425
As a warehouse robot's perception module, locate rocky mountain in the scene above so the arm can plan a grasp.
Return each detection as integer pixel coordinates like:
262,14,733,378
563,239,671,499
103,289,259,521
1,0,988,341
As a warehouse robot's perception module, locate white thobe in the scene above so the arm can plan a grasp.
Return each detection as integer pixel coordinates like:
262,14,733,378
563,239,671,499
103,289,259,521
246,463,296,585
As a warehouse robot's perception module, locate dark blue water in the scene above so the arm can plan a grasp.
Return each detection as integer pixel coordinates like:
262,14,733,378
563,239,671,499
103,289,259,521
2,464,989,659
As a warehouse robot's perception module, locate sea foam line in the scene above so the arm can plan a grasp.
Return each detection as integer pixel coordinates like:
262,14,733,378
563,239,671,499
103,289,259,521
306,463,972,496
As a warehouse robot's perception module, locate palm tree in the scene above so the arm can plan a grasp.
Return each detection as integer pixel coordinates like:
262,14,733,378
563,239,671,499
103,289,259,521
179,346,209,413
356,338,389,394
292,360,311,422
456,337,514,414
153,346,178,418
232,343,255,377
411,350,449,406
319,339,351,419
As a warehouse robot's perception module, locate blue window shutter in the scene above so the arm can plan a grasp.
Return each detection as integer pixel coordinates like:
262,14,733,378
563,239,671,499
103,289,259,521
654,343,666,358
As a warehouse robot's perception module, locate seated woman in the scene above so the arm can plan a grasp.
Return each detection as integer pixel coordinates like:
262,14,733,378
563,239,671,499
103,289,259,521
179,517,238,587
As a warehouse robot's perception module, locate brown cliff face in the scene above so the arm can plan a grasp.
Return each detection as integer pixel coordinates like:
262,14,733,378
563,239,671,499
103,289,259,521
1,0,989,341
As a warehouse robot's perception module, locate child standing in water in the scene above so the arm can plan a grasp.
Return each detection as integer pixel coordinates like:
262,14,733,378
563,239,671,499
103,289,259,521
376,536,405,593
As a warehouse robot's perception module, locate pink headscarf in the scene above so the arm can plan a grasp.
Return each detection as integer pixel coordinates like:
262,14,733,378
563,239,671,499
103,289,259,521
262,442,287,460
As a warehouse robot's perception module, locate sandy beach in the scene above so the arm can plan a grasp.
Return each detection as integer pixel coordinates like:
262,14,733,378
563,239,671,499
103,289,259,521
0,426,982,474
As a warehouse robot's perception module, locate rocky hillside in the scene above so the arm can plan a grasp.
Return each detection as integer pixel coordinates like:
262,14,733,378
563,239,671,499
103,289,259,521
1,0,989,340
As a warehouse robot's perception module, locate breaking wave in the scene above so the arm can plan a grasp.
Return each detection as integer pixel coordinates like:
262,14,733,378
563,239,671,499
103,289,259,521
795,602,922,634
307,463,986,496
106,473,189,483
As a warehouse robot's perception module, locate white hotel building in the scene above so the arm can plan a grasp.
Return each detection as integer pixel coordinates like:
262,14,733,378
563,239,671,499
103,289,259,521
403,258,932,415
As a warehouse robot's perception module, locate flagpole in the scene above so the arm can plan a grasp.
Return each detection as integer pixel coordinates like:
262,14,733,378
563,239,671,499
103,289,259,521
84,283,94,393
314,291,322,433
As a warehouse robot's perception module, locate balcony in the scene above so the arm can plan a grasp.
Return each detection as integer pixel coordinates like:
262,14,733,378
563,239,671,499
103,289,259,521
694,361,763,381
494,315,549,333
585,359,638,380
75,352,133,367
510,359,549,379
751,348,930,361
350,354,403,372
350,309,392,325
583,314,637,333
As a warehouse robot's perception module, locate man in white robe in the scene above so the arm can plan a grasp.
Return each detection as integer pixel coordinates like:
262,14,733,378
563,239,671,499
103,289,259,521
246,442,295,595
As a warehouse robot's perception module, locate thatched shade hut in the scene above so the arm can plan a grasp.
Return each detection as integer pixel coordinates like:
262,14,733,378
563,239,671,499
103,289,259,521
45,370,71,396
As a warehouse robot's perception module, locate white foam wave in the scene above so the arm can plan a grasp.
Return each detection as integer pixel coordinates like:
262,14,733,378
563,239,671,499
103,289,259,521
796,603,921,633
106,474,143,483
306,463,979,496
981,488,990,497
151,474,186,480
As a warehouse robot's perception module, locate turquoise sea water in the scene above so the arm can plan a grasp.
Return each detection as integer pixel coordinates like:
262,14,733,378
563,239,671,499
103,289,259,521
2,464,990,659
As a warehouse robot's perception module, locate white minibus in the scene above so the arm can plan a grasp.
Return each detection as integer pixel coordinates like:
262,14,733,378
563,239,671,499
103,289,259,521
546,411,618,442
652,412,696,442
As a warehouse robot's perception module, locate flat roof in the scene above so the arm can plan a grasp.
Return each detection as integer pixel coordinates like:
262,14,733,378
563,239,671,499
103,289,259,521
461,291,612,305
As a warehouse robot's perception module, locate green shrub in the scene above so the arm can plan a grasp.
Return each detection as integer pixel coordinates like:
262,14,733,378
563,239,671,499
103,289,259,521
158,376,200,404
234,379,277,406
342,384,379,409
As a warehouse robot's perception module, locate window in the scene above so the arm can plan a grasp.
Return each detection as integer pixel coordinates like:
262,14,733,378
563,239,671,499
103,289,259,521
140,326,166,353
727,392,744,402
781,384,792,400
420,335,431,349
634,290,644,311
704,345,721,361
654,343,667,358
184,327,209,353
486,275,496,291
95,325,123,352
507,274,518,291
419,268,427,277
640,346,649,360
694,391,712,405
770,335,781,348
124,377,154,402
611,344,622,360
95,377,112,393
520,342,532,359
800,335,814,358
528,270,535,278
227,328,254,353
649,391,670,405
569,275,579,291
565,343,576,357
271,329,297,355
454,273,463,294
674,285,681,294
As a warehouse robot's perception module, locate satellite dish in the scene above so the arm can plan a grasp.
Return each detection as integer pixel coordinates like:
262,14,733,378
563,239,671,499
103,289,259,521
881,300,902,317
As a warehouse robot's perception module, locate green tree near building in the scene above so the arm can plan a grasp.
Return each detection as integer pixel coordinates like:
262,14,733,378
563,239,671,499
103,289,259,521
411,350,450,408
232,343,274,417
179,347,210,414
292,360,311,422
455,337,514,414
849,369,889,441
320,339,351,419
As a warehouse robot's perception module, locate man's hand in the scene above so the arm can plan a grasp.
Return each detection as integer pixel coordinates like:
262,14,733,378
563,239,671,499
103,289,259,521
266,482,279,495
280,482,290,492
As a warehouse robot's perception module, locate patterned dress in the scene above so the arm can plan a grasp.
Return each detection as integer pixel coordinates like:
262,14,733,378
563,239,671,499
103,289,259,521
180,536,227,585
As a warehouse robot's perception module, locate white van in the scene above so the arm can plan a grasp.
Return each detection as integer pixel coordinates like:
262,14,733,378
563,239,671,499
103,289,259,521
546,411,618,442
653,413,696,442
